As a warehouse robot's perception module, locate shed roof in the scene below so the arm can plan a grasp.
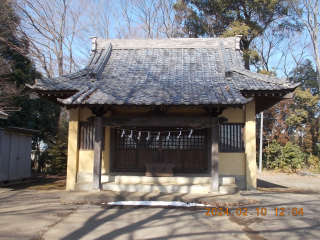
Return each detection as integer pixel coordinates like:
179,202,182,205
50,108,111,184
0,111,8,120
27,36,298,108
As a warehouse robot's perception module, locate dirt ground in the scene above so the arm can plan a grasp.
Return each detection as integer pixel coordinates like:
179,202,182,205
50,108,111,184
256,170,320,194
0,173,67,191
0,171,319,240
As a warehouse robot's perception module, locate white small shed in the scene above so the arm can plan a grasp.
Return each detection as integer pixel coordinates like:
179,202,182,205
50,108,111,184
0,127,37,182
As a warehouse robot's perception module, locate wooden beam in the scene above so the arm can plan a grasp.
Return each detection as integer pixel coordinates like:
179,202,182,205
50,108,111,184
211,117,219,192
93,116,103,190
87,116,228,128
109,128,115,172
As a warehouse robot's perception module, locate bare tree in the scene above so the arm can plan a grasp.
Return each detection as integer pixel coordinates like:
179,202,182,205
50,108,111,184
86,0,113,39
252,29,311,77
290,0,320,87
103,0,178,39
158,0,178,38
132,0,162,38
8,0,178,79
13,0,87,77
116,0,144,39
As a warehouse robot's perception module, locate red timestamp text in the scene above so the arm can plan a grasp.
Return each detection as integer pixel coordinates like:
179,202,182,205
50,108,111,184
205,207,304,216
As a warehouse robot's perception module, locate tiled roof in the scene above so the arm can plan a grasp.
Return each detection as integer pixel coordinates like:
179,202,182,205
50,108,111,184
27,37,298,106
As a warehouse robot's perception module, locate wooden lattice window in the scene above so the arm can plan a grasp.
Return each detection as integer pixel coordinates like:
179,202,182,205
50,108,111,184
115,127,206,150
115,127,159,149
161,127,206,150
79,122,104,150
219,124,244,152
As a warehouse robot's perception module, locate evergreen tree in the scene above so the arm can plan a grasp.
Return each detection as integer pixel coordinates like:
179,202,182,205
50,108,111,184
174,0,300,69
291,59,319,96
282,142,305,171
45,111,68,175
266,140,305,171
286,88,320,158
0,0,61,173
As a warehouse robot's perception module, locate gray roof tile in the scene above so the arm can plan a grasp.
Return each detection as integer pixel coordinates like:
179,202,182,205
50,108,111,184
27,37,298,106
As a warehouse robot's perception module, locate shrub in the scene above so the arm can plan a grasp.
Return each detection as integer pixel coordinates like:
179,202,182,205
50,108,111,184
282,142,305,171
266,141,305,171
308,155,320,172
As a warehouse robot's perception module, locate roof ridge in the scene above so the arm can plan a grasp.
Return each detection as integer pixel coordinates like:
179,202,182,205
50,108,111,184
90,43,112,79
94,37,242,50
219,40,232,78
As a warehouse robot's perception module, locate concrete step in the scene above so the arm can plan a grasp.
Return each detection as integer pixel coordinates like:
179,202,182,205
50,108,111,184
219,184,239,194
75,175,243,193
75,181,212,193
77,172,212,184
219,177,239,194
75,182,93,190
77,173,113,183
112,175,212,184
102,182,212,193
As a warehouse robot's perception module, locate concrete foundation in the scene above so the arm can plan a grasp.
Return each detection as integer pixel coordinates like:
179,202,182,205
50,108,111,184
75,172,246,193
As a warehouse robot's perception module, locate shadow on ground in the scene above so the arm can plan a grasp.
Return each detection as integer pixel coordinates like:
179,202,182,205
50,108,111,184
2,174,66,190
257,179,287,188
257,178,319,194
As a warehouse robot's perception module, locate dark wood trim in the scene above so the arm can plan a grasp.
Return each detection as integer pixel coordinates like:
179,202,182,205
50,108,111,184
207,127,212,175
87,116,228,128
109,128,115,173
90,107,110,117
93,116,103,190
111,113,210,117
211,117,219,192
241,90,293,96
65,104,244,110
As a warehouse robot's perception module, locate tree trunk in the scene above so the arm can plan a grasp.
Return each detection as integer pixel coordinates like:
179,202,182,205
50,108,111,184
242,39,250,70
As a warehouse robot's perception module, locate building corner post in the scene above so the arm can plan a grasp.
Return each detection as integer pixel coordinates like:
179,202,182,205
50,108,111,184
93,115,103,190
245,99,257,190
211,117,219,192
66,107,80,190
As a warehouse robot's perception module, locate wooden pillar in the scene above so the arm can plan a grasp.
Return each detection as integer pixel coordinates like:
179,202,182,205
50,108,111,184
245,99,257,190
93,116,103,190
211,117,219,192
66,108,79,190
